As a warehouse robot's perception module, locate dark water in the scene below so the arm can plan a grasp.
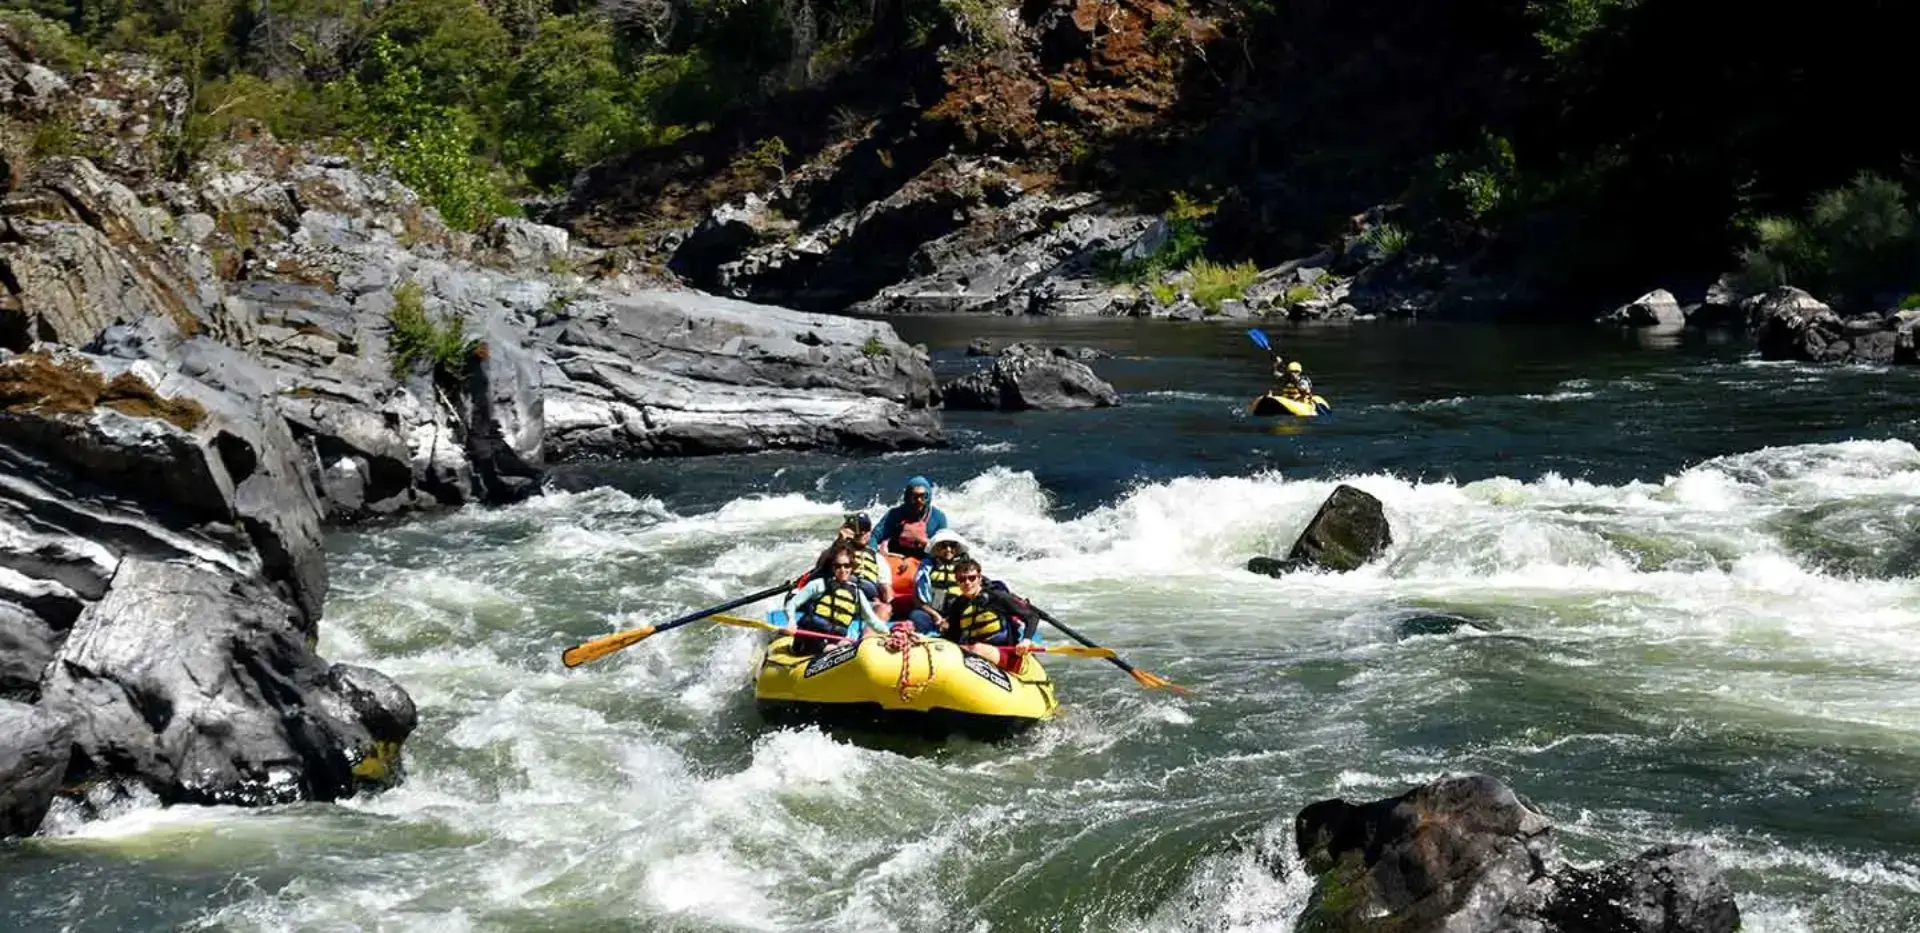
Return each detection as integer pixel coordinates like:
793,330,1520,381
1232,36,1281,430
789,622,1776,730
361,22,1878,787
7,317,1920,933
559,318,1918,514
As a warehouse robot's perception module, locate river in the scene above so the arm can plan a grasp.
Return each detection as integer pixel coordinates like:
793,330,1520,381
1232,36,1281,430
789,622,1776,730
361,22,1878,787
6,318,1919,932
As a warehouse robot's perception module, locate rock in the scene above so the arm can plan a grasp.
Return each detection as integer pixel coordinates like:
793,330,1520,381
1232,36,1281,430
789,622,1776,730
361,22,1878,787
1542,843,1743,933
0,700,71,838
1295,774,1555,930
1,346,413,813
1746,286,1848,362
1248,484,1392,576
1599,288,1685,331
940,346,1119,411
1293,774,1741,933
0,601,61,701
537,289,943,458
482,218,571,269
40,559,407,806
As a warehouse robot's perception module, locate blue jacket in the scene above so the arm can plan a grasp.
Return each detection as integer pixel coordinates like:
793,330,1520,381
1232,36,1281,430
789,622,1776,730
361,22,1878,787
874,475,948,556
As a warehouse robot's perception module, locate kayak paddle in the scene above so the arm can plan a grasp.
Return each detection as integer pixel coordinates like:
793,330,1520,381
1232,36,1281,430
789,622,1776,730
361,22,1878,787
1030,605,1191,693
1247,327,1272,352
561,575,808,668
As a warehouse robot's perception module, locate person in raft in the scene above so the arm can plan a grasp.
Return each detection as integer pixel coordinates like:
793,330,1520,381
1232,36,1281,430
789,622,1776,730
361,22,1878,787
873,475,950,609
896,529,970,635
782,542,885,655
874,475,949,561
932,557,1039,672
813,512,891,619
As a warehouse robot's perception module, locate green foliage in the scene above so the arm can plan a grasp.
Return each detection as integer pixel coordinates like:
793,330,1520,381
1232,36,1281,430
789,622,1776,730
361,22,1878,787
1900,293,1920,312
1282,284,1318,306
346,34,514,230
1095,192,1213,284
497,13,643,189
861,334,886,356
1733,173,1920,309
1420,132,1518,224
1186,259,1258,313
0,10,93,70
1361,222,1410,256
940,0,1013,53
1527,0,1638,58
386,282,478,379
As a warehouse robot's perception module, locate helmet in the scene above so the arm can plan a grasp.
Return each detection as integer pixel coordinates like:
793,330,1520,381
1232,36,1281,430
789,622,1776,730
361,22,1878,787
1286,361,1302,373
928,529,968,552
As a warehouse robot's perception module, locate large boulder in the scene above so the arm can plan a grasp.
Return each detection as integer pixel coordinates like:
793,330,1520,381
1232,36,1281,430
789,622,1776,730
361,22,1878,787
0,700,71,838
0,347,412,810
1248,484,1392,576
1746,286,1848,362
1597,288,1685,331
940,343,1120,411
537,289,943,458
1293,774,1741,933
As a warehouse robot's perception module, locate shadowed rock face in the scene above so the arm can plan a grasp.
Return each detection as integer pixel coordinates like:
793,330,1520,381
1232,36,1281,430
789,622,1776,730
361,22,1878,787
1292,774,1741,933
0,349,414,829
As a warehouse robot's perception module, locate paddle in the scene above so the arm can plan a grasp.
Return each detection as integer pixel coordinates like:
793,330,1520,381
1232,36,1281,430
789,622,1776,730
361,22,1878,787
561,575,807,668
1247,327,1272,353
1029,605,1191,693
710,614,1117,658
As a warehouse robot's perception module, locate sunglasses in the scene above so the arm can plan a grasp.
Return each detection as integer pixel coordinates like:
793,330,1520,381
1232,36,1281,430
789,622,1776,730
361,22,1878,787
957,573,981,582
832,562,854,570
906,491,928,499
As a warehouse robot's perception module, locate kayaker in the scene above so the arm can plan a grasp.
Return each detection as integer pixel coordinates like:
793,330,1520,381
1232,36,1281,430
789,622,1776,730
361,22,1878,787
874,475,948,560
1273,359,1314,400
902,529,970,634
814,512,891,618
783,542,886,655
934,557,1039,672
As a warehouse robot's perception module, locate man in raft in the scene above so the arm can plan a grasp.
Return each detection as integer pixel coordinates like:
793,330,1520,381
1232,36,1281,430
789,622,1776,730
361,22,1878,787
931,557,1040,672
812,512,892,619
873,475,948,612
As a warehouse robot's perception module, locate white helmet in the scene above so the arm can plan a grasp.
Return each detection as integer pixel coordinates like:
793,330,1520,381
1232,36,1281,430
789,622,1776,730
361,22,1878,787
928,529,968,552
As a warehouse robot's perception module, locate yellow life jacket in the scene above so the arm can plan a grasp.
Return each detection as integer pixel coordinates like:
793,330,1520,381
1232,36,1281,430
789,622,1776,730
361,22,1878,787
927,561,962,598
803,581,861,627
851,547,880,585
953,596,1010,643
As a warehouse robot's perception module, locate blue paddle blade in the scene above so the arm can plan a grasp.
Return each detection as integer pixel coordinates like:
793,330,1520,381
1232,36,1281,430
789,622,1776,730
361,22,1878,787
1247,328,1270,351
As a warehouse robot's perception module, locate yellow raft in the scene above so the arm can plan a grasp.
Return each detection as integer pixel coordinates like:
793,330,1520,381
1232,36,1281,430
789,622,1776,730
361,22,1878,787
753,620,1058,739
1248,391,1331,417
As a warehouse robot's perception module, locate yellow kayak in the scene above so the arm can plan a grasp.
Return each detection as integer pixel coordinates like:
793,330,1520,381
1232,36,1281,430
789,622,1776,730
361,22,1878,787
754,626,1058,739
1248,391,1330,417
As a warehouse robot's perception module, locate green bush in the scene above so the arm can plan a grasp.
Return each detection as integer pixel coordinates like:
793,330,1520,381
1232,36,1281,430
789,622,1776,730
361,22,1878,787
387,282,478,379
1186,259,1259,313
1733,172,1919,308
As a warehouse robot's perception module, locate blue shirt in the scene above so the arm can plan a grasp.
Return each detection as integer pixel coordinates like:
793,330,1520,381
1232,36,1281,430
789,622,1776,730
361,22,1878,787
874,504,948,555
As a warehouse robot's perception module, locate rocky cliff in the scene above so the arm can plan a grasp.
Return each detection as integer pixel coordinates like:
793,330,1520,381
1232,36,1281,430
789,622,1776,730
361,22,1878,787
0,27,944,837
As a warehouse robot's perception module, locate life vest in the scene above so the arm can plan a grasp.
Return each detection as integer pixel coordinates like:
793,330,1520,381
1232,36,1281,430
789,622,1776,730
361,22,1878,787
889,515,931,557
851,547,881,586
951,595,1012,644
886,553,920,613
926,560,962,598
801,581,861,633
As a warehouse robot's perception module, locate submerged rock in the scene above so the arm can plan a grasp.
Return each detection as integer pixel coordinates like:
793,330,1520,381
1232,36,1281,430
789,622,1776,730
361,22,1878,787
1293,773,1740,933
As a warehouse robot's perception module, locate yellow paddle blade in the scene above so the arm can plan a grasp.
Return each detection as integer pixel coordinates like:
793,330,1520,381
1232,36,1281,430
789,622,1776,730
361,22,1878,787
1037,645,1117,659
1129,668,1193,694
710,614,779,632
560,625,656,668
